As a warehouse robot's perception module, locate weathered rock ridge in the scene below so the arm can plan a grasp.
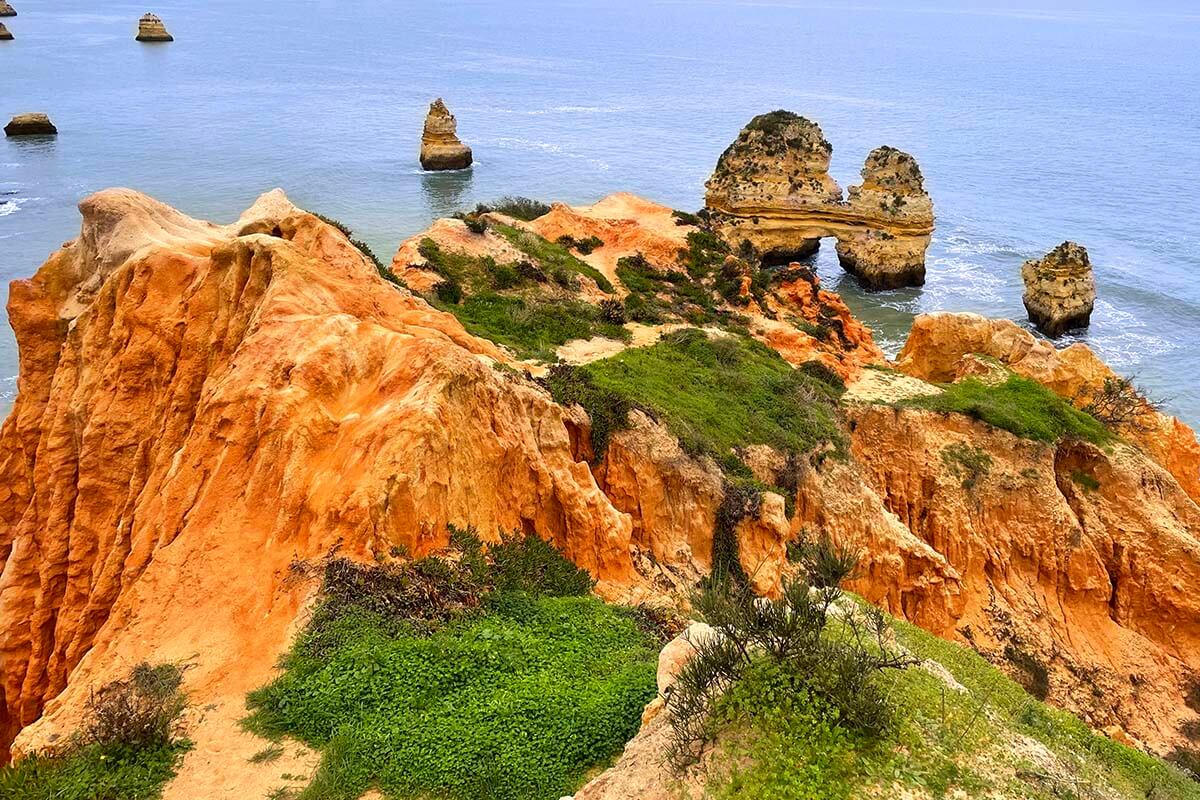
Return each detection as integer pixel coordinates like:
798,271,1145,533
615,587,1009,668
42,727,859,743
1021,241,1096,336
135,13,173,42
419,98,472,171
705,111,934,289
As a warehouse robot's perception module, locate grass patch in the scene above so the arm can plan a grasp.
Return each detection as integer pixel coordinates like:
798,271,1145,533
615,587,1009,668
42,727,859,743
557,328,845,478
244,529,659,800
0,663,190,800
492,224,614,292
899,375,1112,445
941,443,993,491
439,292,628,361
1071,470,1101,492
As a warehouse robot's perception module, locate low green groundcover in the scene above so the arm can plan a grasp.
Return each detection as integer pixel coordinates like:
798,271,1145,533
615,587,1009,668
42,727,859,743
245,555,658,800
0,741,189,800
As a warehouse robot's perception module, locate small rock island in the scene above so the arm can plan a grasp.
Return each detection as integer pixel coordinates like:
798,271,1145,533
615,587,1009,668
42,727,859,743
135,12,173,42
0,22,12,40
1021,241,1096,336
419,99,473,171
0,2,15,18
5,113,57,137
705,111,935,289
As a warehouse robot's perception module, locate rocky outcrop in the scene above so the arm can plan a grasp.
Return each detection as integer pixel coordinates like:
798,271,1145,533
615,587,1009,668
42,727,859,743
419,99,472,171
704,111,934,289
0,189,647,761
840,399,1200,752
1021,241,1096,336
4,113,56,137
0,23,12,40
0,2,14,18
135,13,173,42
835,146,936,289
895,312,1200,504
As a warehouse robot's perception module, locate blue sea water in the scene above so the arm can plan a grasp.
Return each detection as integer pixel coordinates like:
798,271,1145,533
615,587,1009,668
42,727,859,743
2,0,1198,422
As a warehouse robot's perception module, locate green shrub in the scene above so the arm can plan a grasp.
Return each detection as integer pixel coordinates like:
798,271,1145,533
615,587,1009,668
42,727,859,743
464,216,488,235
1071,469,1101,492
668,540,915,769
672,209,703,227
439,293,629,362
245,531,658,800
474,197,551,222
435,278,463,305
900,375,1112,445
599,298,626,325
797,360,846,394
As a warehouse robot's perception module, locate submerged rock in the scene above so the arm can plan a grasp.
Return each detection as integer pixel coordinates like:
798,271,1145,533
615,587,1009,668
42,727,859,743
135,12,173,42
4,113,57,137
0,2,14,18
705,111,934,289
1021,241,1096,336
419,98,472,171
0,22,11,39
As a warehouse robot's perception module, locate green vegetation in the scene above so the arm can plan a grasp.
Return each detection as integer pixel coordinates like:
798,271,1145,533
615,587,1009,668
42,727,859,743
941,442,993,491
416,237,628,361
899,375,1112,445
553,328,845,478
308,211,402,287
472,196,551,222
675,546,1199,799
492,223,613,292
556,234,605,255
0,663,190,800
245,529,659,800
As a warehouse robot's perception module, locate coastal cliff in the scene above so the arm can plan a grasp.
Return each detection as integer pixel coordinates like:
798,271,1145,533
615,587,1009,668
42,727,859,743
0,189,1197,797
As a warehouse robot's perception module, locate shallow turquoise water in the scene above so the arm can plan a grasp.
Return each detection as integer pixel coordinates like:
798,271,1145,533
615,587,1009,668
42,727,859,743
2,0,1198,421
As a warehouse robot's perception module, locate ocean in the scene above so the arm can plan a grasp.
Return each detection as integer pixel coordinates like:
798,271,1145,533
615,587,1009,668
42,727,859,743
2,0,1198,422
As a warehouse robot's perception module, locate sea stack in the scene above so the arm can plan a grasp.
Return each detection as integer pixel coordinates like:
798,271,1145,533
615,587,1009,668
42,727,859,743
136,13,173,42
0,2,15,18
5,113,58,137
1021,241,1096,336
834,146,936,289
419,99,473,171
705,110,934,289
0,22,12,39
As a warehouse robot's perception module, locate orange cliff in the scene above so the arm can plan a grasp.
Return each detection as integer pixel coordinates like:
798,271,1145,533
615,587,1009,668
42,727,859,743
1,187,1198,779
0,189,642,762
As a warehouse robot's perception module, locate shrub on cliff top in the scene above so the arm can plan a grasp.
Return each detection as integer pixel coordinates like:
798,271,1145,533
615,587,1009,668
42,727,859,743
474,196,551,222
245,530,656,800
900,374,1112,446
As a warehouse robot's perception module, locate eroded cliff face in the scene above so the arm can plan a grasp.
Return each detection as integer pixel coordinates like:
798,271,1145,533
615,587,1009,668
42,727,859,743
1021,241,1096,336
838,400,1200,751
704,111,934,288
0,189,639,761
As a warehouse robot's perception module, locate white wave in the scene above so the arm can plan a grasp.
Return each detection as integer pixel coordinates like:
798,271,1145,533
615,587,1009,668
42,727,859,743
492,137,563,154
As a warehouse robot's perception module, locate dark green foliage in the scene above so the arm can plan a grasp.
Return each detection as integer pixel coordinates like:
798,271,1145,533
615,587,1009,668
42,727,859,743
1004,645,1051,701
797,360,847,394
1071,469,1101,492
434,278,463,304
543,364,632,459
0,664,189,800
473,196,551,222
940,443,993,491
796,318,834,342
245,530,657,800
463,215,488,235
622,604,688,647
744,109,805,136
1079,375,1165,432
712,482,761,584
1167,749,1200,781
489,261,520,290
900,375,1112,445
599,298,627,325
488,532,595,597
786,530,860,589
556,234,604,255
574,328,845,481
672,209,703,227
668,540,915,769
